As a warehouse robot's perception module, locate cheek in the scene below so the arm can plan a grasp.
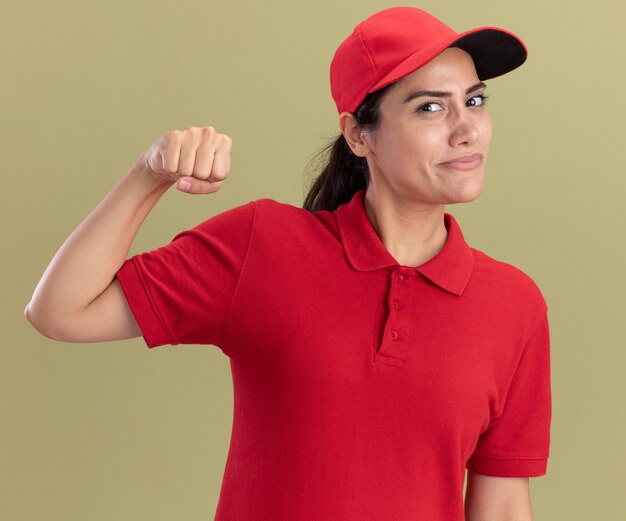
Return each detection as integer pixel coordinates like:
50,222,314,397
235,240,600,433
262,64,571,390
389,134,434,169
409,127,447,163
481,114,493,145
374,122,445,169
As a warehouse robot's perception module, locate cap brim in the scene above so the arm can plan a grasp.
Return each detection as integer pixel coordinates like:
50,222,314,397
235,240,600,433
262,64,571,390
451,27,528,80
367,26,527,95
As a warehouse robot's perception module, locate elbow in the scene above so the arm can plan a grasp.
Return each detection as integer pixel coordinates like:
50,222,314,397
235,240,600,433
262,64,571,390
24,301,39,331
24,301,65,341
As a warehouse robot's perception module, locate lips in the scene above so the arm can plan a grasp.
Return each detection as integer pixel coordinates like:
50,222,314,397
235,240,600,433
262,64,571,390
439,153,483,170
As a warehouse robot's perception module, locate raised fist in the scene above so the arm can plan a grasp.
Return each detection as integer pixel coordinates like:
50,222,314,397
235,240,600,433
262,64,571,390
142,125,232,194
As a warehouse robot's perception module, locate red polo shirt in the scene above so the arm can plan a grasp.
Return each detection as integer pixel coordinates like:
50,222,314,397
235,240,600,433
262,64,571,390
115,188,551,520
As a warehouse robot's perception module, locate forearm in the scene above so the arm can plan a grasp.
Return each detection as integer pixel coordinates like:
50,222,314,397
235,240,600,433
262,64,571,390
25,158,174,333
464,473,533,521
465,509,533,521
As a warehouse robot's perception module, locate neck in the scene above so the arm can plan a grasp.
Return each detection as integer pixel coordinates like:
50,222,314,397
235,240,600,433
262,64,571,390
363,184,448,267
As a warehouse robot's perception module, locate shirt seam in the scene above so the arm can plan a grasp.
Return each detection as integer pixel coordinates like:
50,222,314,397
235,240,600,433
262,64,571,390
132,256,179,344
371,273,386,362
470,453,549,461
486,310,549,428
220,199,258,352
357,29,381,79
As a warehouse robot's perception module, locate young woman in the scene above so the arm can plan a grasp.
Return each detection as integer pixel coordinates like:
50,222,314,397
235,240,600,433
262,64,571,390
25,7,551,521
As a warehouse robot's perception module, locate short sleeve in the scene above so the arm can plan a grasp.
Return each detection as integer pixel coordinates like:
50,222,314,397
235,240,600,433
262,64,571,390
466,312,552,477
114,200,257,350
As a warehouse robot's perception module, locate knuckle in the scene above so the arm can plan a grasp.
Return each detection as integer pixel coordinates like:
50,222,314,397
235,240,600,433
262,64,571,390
165,129,180,143
183,126,201,139
201,126,216,139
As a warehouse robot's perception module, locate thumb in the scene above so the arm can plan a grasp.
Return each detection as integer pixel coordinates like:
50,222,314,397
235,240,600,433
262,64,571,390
176,176,223,195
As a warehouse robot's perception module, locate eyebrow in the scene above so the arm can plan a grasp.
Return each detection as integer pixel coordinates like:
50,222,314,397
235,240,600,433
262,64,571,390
402,81,487,103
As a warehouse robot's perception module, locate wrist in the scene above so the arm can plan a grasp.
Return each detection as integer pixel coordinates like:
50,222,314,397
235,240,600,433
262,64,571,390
127,157,176,193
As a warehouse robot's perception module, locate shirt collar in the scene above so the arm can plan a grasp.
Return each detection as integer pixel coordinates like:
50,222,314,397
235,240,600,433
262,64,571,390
335,189,474,296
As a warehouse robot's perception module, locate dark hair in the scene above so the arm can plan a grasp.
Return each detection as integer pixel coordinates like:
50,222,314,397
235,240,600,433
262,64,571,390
302,82,396,212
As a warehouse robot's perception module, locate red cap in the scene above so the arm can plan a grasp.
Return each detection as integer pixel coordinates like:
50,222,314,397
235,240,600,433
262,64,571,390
330,7,528,114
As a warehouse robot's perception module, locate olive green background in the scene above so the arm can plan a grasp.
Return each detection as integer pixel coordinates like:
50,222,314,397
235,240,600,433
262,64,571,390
3,0,624,519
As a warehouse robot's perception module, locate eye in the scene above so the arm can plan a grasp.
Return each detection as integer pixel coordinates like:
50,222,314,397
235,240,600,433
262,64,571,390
416,101,444,112
467,94,489,107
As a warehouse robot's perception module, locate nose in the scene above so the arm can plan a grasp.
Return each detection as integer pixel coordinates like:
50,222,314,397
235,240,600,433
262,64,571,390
449,111,479,147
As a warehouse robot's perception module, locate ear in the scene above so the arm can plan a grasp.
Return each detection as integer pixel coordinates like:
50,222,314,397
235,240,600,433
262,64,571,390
339,112,371,157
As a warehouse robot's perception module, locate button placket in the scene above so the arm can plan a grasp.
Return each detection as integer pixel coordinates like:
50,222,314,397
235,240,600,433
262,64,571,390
376,269,413,366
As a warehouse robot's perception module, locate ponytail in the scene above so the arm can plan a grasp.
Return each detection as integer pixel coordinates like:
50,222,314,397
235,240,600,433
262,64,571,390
302,82,396,212
301,133,368,213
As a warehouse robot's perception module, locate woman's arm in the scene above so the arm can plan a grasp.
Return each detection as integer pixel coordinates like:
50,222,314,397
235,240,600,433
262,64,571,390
24,126,231,343
464,472,533,521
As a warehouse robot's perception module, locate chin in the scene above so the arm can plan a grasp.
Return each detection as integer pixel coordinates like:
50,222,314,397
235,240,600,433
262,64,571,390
445,183,484,204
